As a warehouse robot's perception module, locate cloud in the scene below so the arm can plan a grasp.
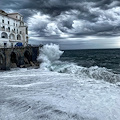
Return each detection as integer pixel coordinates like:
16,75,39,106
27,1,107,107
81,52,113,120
0,0,120,40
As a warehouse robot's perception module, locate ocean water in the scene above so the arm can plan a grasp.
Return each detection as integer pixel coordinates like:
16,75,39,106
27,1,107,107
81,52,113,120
61,49,120,73
0,44,120,120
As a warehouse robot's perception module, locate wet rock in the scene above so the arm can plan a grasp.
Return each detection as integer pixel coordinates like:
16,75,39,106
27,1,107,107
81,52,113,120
20,65,25,68
24,58,29,64
30,61,35,66
11,63,17,68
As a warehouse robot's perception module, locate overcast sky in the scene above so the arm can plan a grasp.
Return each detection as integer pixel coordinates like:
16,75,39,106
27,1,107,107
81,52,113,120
0,0,120,49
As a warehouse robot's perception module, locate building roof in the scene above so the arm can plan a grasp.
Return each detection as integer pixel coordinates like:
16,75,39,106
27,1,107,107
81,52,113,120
0,10,23,21
0,10,8,16
8,13,23,17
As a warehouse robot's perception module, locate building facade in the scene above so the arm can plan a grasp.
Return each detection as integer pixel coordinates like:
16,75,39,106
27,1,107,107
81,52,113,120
0,10,28,47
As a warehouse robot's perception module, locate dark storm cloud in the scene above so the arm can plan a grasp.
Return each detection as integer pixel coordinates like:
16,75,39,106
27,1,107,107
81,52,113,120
0,0,120,38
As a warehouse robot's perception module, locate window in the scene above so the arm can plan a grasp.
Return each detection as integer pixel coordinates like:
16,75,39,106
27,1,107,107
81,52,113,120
13,23,15,26
20,31,22,34
1,32,8,38
8,21,9,24
2,20,4,23
16,16,17,18
17,35,21,40
16,24,17,27
26,28,28,34
2,26,5,30
17,29,18,33
8,27,10,32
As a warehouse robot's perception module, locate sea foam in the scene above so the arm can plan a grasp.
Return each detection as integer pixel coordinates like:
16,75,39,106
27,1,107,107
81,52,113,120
1,44,120,120
38,44,120,84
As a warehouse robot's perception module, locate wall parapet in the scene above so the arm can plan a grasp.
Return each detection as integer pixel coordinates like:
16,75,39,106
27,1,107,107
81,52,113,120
0,45,42,70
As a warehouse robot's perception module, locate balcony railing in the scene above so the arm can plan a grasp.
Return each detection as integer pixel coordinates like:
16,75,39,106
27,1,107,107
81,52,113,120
12,29,15,33
1,28,5,31
6,28,10,32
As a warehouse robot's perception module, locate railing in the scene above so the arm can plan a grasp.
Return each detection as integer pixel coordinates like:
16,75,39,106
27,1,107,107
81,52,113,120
1,28,5,31
24,23,28,26
9,39,23,41
12,29,15,33
6,28,10,32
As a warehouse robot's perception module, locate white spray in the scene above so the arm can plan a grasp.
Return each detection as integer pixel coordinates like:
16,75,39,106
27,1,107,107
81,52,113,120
37,43,64,70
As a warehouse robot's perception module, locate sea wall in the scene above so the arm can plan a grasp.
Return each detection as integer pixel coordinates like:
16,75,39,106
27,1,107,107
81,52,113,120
0,45,42,70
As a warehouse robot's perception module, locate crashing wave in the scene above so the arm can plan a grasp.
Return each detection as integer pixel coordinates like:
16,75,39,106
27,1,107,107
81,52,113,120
37,43,63,70
50,64,120,83
38,44,120,83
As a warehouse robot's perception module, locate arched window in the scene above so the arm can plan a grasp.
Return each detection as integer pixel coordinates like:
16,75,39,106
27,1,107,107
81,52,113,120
1,32,8,38
26,36,28,42
17,34,21,40
8,27,10,32
9,33,15,40
2,26,5,31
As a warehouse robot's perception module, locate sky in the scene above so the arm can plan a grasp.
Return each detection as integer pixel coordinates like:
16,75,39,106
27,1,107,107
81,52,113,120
0,0,120,49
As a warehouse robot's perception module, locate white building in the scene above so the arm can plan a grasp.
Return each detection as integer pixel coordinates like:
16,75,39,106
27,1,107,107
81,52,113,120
0,10,28,47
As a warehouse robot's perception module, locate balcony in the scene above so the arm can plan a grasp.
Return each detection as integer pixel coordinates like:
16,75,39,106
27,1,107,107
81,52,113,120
1,27,5,31
12,29,15,33
20,23,28,27
6,28,10,32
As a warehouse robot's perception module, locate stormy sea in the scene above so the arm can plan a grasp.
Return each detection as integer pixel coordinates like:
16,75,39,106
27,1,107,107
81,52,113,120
0,44,120,120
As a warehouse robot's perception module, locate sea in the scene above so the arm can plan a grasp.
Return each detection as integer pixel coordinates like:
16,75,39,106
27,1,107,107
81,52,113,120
0,44,120,120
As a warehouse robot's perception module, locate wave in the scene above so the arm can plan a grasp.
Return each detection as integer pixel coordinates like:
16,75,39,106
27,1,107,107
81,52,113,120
37,43,63,70
38,44,120,83
50,63,120,83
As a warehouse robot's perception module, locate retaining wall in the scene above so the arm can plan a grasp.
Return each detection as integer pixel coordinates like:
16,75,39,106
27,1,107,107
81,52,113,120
0,45,42,70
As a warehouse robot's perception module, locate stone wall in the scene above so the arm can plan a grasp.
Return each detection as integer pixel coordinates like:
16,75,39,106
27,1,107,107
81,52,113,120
0,46,42,70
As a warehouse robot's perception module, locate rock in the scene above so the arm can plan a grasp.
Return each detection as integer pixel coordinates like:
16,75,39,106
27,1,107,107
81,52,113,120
30,61,35,66
24,58,29,64
20,65,25,68
11,63,17,68
25,64,31,67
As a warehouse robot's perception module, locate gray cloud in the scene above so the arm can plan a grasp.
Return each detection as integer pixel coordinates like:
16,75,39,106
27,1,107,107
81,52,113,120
0,0,120,39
